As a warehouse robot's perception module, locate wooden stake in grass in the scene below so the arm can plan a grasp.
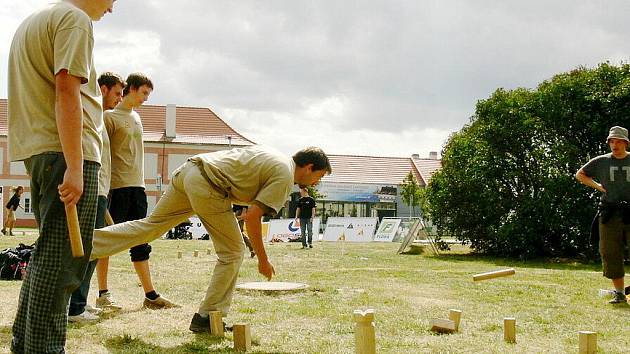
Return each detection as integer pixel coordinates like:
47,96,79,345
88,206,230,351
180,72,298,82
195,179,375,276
209,311,224,337
578,331,597,354
233,323,251,352
448,309,462,332
503,317,516,343
353,309,375,354
194,250,199,257
473,268,516,281
177,251,182,259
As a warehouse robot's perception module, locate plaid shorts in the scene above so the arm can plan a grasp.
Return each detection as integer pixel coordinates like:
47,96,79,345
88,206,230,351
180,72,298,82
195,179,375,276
11,153,99,354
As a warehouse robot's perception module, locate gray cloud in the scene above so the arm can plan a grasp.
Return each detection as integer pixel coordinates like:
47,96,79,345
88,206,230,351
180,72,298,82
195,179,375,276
3,0,630,156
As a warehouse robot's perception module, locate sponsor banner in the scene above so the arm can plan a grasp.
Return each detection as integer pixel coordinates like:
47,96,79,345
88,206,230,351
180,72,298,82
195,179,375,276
189,217,208,239
317,181,397,203
322,217,378,242
392,217,422,243
267,218,321,242
373,218,402,242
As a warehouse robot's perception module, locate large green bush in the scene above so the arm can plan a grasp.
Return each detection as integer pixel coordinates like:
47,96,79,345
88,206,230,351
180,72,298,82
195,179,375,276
426,63,630,258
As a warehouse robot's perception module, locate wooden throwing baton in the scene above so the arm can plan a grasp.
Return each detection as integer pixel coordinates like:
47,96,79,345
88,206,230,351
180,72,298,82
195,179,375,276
66,204,84,258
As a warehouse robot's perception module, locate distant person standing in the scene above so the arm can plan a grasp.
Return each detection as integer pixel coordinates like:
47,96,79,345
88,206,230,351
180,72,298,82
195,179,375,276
576,126,630,304
295,187,316,248
2,186,24,236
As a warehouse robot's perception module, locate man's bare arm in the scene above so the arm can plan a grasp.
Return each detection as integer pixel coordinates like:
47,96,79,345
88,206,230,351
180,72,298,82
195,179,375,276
244,204,275,280
576,169,606,193
55,69,84,206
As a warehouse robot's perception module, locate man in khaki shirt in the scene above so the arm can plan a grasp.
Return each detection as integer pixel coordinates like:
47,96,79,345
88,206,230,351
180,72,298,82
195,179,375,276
7,1,117,353
103,73,177,309
68,72,125,322
92,146,331,332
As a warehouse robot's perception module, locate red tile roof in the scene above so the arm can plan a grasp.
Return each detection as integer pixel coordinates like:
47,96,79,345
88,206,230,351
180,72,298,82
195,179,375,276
0,99,255,146
322,154,441,186
412,157,443,185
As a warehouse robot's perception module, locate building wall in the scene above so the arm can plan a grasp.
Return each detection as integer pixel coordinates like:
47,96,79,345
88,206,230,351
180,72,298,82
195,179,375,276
0,138,232,227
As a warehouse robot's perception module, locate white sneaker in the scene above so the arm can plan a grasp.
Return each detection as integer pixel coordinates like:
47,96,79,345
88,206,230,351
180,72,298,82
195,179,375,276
68,310,99,323
85,304,102,314
95,291,123,310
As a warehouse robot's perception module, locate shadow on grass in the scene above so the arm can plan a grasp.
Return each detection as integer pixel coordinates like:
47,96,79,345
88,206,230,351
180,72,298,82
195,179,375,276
0,325,13,351
412,248,604,272
104,333,291,354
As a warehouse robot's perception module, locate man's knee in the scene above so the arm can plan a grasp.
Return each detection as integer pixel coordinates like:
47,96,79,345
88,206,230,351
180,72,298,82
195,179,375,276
130,243,152,262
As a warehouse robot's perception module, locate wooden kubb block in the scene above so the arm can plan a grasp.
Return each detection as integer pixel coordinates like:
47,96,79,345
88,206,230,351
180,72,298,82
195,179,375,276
177,251,182,259
209,311,224,337
430,319,456,334
233,323,251,352
579,331,597,354
503,317,516,343
353,309,376,354
193,250,199,257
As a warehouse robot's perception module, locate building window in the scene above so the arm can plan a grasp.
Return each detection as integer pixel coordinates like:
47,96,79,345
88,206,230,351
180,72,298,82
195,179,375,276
24,198,31,213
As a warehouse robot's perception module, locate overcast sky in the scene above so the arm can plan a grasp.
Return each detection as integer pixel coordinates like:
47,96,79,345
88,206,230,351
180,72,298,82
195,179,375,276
2,1,629,158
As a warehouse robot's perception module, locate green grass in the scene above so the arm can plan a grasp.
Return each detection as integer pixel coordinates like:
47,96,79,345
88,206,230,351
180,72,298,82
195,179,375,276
1,234,629,353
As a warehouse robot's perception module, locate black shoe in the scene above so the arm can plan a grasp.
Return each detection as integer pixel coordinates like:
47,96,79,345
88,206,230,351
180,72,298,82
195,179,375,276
609,291,627,304
189,313,232,333
625,286,630,295
309,244,313,248
1,229,5,235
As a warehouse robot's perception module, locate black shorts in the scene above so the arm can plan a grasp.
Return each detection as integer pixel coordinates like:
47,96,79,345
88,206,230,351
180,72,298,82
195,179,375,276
109,187,151,262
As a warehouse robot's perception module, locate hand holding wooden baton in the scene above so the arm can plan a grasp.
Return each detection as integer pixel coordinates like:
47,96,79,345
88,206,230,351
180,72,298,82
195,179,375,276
65,204,84,258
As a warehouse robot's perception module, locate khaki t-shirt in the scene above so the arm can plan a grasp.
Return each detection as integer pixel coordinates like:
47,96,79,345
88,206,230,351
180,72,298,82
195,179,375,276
98,128,111,197
189,146,295,214
106,106,145,189
7,2,103,163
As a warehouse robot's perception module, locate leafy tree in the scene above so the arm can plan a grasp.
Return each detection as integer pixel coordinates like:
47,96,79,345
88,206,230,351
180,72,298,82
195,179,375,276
425,62,630,258
400,172,424,217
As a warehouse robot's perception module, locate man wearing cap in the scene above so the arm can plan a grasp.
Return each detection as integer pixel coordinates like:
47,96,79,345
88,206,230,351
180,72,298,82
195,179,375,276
576,126,630,304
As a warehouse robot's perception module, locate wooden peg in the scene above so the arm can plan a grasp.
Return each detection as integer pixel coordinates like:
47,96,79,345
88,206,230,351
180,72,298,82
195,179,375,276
473,268,515,281
448,309,462,332
578,331,597,354
503,317,516,343
233,323,251,352
209,311,224,337
353,309,376,354
177,251,182,259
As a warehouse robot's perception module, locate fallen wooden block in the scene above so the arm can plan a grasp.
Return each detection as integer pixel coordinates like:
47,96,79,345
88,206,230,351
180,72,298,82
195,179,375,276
473,268,515,281
579,331,597,354
233,323,251,352
430,319,456,334
504,317,516,343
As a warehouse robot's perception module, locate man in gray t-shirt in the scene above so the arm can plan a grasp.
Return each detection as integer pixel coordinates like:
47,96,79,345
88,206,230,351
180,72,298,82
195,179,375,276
577,126,630,304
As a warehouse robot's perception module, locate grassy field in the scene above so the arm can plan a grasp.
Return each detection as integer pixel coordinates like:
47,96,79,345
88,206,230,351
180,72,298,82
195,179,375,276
1,232,629,353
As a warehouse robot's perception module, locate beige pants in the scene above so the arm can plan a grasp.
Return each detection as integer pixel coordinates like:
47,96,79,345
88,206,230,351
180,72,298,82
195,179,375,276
92,161,244,315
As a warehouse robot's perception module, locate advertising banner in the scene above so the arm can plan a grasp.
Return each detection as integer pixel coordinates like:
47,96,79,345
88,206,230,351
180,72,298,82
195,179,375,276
266,218,321,242
373,218,402,242
316,182,397,203
322,217,378,242
189,217,208,239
